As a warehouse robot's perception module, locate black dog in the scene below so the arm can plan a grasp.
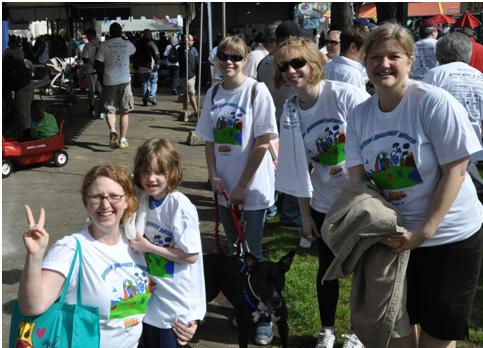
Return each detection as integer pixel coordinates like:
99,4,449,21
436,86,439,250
203,251,295,348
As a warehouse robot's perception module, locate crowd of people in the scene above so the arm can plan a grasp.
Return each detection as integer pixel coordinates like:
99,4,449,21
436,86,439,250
11,12,483,348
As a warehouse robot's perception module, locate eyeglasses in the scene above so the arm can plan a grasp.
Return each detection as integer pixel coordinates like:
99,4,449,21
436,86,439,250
325,40,340,45
217,52,244,62
87,193,126,204
278,58,307,72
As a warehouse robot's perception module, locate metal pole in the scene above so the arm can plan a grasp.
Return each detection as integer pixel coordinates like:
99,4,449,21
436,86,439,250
207,2,213,53
184,18,190,117
197,2,204,119
222,2,226,38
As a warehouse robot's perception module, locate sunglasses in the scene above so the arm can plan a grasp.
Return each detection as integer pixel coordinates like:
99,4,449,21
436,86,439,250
217,52,244,62
278,58,307,72
325,40,340,45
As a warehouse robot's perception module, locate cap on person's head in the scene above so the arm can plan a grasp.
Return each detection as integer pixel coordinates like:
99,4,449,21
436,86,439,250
354,18,370,27
421,19,441,30
275,20,304,40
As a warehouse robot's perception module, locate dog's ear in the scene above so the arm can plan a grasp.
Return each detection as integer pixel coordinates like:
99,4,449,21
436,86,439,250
244,253,258,270
278,251,295,273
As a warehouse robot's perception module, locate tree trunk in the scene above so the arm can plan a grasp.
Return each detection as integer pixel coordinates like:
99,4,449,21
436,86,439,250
330,2,353,31
375,3,407,25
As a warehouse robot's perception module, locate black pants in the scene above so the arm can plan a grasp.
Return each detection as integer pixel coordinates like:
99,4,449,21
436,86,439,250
311,208,339,327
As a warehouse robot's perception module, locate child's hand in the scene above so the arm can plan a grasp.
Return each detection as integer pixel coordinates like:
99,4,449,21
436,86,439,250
172,320,197,346
209,176,224,194
128,230,152,253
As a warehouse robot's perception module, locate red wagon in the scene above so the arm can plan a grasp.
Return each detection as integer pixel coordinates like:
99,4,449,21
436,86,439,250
2,119,68,178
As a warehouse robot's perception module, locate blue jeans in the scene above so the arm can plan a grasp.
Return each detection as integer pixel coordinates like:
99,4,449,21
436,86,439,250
140,70,158,101
280,193,301,226
219,207,266,261
169,65,180,93
142,322,180,348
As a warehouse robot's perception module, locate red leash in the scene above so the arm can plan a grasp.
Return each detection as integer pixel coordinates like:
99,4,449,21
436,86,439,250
214,191,246,255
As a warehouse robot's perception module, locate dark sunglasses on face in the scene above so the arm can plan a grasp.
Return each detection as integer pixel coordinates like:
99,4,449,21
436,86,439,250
217,52,244,62
325,40,340,45
278,58,307,72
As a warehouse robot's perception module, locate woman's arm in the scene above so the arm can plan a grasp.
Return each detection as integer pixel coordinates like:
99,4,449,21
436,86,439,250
298,197,320,239
348,165,369,184
230,133,271,203
205,141,224,194
18,205,65,316
391,157,469,252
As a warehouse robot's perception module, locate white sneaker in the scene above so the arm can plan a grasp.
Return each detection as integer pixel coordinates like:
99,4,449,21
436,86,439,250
341,333,364,348
299,236,312,249
315,328,336,348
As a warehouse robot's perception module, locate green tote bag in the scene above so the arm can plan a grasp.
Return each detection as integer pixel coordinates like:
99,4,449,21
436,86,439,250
9,238,100,348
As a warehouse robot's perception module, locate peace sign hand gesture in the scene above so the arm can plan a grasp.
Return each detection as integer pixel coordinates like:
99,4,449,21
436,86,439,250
23,205,49,256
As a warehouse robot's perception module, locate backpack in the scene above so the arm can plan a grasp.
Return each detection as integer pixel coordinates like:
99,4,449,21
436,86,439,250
211,81,279,169
167,45,179,63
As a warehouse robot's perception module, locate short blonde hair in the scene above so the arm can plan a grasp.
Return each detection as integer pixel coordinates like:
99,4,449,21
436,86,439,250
362,22,414,66
81,165,138,222
273,36,324,89
217,35,249,59
133,138,183,193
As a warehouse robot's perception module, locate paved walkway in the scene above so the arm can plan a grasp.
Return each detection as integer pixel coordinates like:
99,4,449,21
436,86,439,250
2,88,282,347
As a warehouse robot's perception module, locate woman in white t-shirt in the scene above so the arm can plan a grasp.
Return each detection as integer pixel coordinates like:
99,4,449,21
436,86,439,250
345,22,483,348
273,36,369,348
18,165,197,348
195,35,278,345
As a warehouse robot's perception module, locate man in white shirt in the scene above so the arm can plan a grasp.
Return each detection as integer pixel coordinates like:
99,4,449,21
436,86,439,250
243,32,269,79
95,22,136,149
423,32,483,186
411,19,440,80
319,30,341,62
324,25,369,90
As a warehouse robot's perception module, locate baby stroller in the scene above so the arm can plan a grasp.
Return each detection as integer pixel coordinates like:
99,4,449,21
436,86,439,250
46,57,76,93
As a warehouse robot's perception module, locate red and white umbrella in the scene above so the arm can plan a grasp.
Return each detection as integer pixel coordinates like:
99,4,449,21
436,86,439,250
454,11,481,29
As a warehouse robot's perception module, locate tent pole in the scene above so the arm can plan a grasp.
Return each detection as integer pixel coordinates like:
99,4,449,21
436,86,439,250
207,2,213,53
222,2,226,38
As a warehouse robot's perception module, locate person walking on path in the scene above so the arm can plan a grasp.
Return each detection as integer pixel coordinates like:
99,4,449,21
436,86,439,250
95,22,136,149
133,29,160,107
411,19,440,80
178,34,199,117
82,28,103,119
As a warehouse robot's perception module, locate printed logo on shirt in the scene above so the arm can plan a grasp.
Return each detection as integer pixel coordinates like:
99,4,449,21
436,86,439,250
106,265,152,320
211,103,247,155
146,253,174,278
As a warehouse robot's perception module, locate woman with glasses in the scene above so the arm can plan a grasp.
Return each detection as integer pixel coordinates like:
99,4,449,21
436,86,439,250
346,23,483,348
273,37,369,348
195,35,277,345
18,165,197,348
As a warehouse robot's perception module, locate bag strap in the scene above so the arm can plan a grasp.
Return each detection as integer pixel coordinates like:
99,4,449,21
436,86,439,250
58,238,83,305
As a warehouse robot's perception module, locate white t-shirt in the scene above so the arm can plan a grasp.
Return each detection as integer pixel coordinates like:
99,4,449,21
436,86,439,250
411,38,438,80
346,80,483,247
81,38,101,74
208,46,223,82
324,56,367,90
243,44,269,79
140,192,206,329
423,61,483,161
292,80,369,213
195,77,278,209
42,228,150,348
96,37,136,85
257,54,295,121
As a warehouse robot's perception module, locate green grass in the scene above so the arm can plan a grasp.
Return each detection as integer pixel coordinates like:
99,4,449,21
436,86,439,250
263,227,483,347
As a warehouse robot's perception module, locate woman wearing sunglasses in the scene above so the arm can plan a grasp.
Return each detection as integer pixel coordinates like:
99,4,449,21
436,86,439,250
195,36,277,344
273,37,369,348
346,23,483,348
